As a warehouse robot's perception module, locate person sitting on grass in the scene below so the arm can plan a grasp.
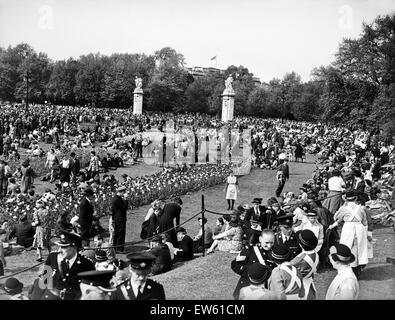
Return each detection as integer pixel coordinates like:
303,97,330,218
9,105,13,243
207,211,244,254
173,227,194,263
192,217,213,253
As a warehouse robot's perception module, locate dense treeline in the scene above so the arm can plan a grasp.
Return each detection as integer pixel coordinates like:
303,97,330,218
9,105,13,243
0,15,393,136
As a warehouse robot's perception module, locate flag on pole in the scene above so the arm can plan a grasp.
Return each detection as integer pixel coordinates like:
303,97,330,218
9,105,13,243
210,55,217,61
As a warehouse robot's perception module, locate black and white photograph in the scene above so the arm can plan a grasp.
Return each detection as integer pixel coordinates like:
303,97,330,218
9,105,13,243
0,0,394,307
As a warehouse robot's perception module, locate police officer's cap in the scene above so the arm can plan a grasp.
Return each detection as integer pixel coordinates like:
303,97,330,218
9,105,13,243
55,232,83,248
276,214,294,227
126,252,156,270
77,270,117,292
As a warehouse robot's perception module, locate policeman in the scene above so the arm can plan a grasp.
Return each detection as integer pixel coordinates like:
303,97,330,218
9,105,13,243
274,214,301,260
231,229,277,300
44,231,95,300
268,243,304,300
111,252,166,300
77,270,117,300
290,229,319,300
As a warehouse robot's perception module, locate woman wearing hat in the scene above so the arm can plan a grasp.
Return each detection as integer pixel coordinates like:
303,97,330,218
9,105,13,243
239,263,278,300
325,243,359,300
2,277,28,300
290,230,319,300
268,243,304,300
329,191,369,278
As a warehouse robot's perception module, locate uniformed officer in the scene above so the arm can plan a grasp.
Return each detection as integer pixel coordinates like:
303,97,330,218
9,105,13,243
111,252,166,300
78,270,117,300
44,231,95,300
231,229,277,300
290,229,319,300
268,243,305,300
274,214,301,260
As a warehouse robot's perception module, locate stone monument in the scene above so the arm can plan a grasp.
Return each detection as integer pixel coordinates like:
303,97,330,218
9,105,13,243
133,76,143,115
221,75,235,122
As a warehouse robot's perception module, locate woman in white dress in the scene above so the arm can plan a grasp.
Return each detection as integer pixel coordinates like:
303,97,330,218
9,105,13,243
328,191,368,278
224,170,239,210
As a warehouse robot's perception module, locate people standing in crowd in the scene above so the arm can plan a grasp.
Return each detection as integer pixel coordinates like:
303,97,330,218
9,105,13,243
300,211,324,253
87,151,100,179
31,200,49,262
111,186,129,254
325,244,359,300
45,148,58,183
20,159,35,194
225,170,239,210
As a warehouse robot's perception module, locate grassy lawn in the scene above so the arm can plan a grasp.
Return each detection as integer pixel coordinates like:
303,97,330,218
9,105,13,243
1,153,394,300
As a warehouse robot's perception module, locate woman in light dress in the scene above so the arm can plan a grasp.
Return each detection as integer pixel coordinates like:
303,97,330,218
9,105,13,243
225,170,239,211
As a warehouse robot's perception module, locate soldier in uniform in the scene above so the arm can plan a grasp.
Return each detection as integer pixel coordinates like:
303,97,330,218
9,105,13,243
111,252,166,300
268,243,305,300
290,229,319,300
78,270,117,300
231,229,277,300
44,232,95,300
274,214,301,260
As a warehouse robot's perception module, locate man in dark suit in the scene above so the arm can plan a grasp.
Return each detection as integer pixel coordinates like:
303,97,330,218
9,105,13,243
149,235,172,275
111,252,166,300
111,186,128,253
9,214,34,249
78,188,95,246
244,198,269,243
43,232,95,300
173,227,194,262
159,197,182,246
274,215,301,260
231,229,277,300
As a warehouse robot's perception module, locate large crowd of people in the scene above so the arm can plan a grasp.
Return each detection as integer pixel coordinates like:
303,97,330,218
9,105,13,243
0,102,394,300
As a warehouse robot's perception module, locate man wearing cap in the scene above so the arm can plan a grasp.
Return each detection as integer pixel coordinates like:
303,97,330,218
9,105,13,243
78,270,117,300
149,235,172,275
44,232,95,300
268,243,304,300
325,244,359,300
111,252,166,300
274,214,301,260
290,230,319,300
329,190,368,278
111,185,129,253
78,188,95,247
239,263,278,300
244,198,268,242
231,229,277,300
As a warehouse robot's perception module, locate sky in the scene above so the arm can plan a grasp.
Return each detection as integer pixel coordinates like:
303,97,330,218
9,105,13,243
0,0,394,83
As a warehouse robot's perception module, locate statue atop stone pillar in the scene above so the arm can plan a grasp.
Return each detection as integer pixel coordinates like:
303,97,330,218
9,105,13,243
221,75,235,122
133,76,144,115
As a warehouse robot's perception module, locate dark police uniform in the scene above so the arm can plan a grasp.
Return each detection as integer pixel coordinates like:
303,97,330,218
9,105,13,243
111,252,166,300
44,232,95,300
231,243,277,300
274,214,301,260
